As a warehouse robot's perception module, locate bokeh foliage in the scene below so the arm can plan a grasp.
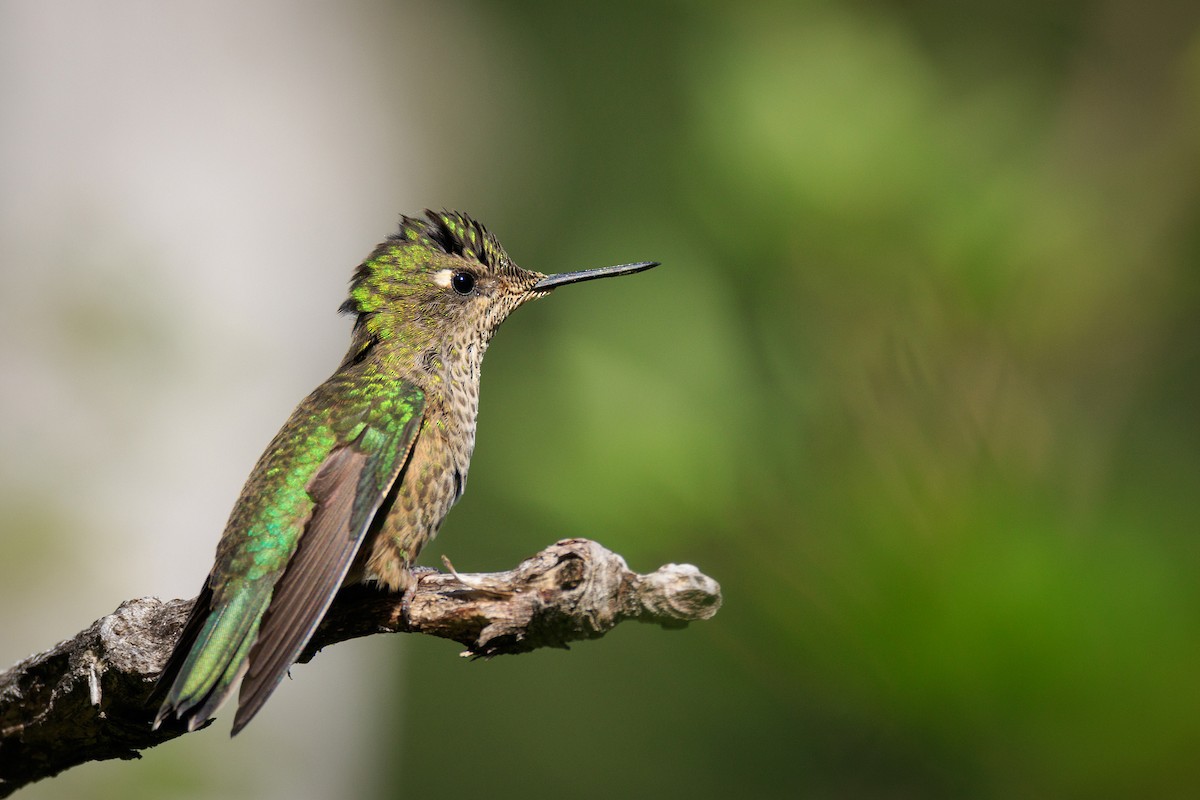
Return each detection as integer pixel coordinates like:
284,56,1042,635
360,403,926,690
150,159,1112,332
3,1,1199,798
388,1,1200,797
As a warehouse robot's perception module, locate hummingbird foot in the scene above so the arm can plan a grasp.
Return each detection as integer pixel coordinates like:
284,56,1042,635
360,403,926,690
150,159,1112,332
397,566,439,624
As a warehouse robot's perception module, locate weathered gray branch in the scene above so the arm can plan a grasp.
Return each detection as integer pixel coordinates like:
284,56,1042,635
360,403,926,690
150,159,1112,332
0,538,720,797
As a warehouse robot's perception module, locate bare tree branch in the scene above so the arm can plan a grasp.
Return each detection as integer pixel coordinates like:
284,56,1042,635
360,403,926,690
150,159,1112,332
0,538,720,797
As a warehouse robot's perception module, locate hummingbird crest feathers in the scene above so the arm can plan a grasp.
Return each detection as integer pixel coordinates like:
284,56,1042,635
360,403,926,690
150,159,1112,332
340,210,513,316
419,210,512,271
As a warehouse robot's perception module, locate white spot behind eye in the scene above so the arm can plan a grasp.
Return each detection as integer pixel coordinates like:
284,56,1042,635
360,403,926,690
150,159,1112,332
433,269,453,288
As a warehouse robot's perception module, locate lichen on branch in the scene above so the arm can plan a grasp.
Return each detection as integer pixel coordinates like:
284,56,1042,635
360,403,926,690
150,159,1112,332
0,538,720,797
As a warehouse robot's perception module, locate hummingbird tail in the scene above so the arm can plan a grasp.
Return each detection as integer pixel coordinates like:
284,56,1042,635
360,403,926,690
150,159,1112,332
153,585,267,732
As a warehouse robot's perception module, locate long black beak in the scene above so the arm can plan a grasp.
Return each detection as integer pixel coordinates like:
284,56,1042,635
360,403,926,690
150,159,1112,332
532,261,659,292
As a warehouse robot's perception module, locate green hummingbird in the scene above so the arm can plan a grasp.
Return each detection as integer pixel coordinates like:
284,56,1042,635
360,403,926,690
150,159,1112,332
152,210,657,735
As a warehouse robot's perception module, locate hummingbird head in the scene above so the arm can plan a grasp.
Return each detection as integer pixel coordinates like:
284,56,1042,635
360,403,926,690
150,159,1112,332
340,210,657,365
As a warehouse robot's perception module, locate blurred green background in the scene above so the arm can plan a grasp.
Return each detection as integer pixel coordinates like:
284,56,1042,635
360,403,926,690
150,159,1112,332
3,1,1200,798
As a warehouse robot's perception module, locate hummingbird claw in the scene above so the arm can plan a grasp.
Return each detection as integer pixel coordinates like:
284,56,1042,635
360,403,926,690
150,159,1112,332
398,566,437,623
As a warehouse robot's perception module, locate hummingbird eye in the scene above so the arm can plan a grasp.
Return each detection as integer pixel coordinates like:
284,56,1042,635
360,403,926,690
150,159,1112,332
451,271,476,295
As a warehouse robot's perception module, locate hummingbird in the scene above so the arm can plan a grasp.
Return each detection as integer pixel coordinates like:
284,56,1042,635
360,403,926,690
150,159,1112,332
152,210,657,735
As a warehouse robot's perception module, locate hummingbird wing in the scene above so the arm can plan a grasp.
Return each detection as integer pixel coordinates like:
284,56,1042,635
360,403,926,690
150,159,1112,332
232,412,422,733
154,379,425,733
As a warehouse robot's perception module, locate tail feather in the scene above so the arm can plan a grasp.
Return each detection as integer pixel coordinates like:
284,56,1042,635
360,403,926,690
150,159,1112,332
182,620,257,731
150,583,214,714
154,585,270,731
